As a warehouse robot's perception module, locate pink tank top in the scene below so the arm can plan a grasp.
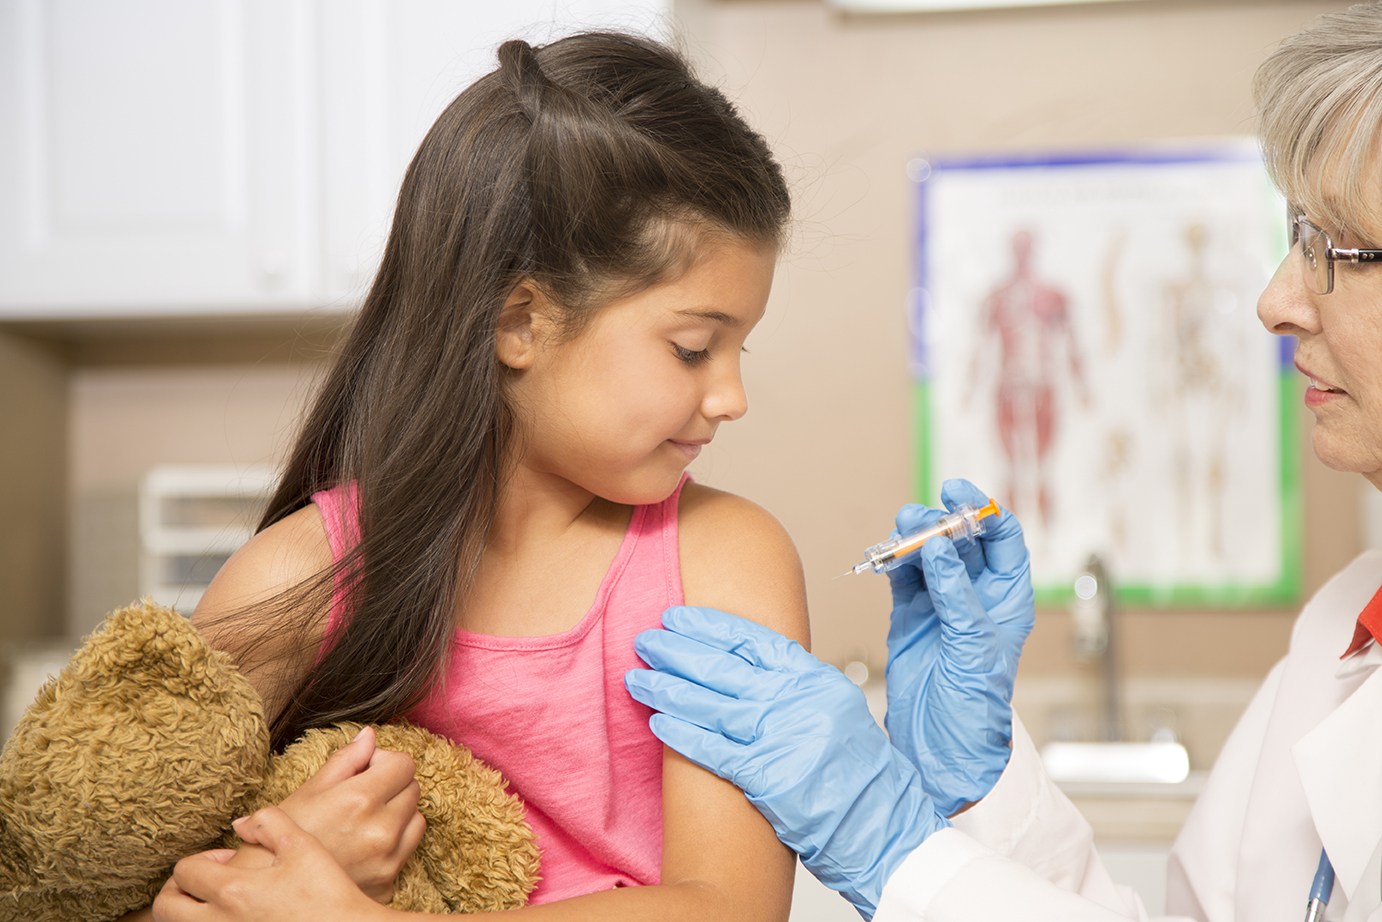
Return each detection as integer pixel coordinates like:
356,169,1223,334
311,479,684,905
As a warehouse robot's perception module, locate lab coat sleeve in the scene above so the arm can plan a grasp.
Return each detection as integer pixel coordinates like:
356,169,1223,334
873,715,1165,922
874,829,1144,922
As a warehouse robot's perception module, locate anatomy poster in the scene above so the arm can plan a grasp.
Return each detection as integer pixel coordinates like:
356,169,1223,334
912,143,1298,604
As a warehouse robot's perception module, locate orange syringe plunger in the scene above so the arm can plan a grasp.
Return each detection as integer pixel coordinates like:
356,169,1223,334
849,498,1002,576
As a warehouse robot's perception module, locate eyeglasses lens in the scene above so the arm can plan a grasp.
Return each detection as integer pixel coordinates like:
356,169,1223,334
1294,217,1332,294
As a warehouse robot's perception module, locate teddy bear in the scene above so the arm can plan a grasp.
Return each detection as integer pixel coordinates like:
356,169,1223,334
0,599,541,922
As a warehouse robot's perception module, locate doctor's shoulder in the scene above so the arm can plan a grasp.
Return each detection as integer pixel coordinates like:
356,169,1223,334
677,482,810,650
190,503,335,718
1288,549,1382,654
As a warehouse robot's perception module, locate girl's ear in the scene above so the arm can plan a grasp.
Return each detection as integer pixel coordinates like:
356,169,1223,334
496,281,546,370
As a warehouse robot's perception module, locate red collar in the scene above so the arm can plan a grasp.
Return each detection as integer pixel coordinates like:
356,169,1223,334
1342,582,1382,659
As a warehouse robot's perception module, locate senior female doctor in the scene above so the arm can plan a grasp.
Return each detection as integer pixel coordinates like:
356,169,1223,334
626,6,1382,922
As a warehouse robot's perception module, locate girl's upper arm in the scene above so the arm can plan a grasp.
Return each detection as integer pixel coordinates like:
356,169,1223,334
677,482,809,646
661,483,809,922
190,503,334,723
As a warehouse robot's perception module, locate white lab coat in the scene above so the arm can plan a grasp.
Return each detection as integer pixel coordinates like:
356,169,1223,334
874,550,1382,922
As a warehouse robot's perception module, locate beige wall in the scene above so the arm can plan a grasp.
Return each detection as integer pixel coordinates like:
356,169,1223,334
667,0,1361,696
0,329,67,644
60,322,339,638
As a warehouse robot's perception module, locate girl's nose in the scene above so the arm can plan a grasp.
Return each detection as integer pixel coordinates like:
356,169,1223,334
1257,249,1321,337
704,363,749,422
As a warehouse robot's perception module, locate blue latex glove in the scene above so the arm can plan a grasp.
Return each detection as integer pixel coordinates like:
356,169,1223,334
885,478,1035,817
625,606,946,920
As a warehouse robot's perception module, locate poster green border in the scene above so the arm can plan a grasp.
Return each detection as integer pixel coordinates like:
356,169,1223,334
912,376,1302,608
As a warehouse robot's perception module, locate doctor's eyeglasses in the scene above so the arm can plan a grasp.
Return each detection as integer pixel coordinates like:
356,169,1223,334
1289,210,1382,295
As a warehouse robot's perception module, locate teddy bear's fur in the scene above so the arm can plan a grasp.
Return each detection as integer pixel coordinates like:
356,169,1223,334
0,599,540,922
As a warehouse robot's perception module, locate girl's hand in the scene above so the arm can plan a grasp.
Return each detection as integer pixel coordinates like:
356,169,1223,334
275,726,427,903
153,808,385,922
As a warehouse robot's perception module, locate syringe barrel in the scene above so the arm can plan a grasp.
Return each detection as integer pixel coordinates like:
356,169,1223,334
862,503,992,574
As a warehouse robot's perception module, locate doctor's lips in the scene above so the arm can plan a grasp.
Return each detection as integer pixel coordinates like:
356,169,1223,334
1297,362,1346,395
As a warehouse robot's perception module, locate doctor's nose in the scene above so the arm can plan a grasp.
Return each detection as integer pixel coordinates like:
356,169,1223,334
1257,250,1321,338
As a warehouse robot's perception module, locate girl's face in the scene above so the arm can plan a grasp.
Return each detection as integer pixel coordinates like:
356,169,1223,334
1258,206,1382,488
509,237,776,505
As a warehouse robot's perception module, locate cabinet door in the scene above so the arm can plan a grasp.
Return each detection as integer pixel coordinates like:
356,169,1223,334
0,0,317,318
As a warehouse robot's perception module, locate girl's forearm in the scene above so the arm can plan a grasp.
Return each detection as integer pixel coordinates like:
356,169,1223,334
368,880,780,922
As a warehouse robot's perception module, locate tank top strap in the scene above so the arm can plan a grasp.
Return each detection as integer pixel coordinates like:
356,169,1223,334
615,472,688,614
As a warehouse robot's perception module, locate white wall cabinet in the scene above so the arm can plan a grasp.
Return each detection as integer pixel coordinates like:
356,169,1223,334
0,0,319,317
0,0,669,321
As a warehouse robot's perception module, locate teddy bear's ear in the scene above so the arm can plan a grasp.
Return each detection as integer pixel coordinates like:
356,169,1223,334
0,599,270,922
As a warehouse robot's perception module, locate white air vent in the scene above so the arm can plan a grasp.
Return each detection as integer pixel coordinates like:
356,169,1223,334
138,465,276,613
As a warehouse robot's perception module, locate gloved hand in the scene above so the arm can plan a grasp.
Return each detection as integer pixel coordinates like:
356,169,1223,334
625,606,946,920
885,478,1034,817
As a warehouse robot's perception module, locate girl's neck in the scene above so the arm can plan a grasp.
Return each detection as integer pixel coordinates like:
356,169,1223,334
487,465,616,558
462,465,632,638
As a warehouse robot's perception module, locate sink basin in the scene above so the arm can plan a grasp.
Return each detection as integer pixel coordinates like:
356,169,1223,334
1041,741,1191,785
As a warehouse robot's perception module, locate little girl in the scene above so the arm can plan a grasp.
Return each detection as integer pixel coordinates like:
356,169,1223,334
147,30,807,922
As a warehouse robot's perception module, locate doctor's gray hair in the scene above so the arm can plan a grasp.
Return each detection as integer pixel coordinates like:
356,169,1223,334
1256,2,1382,238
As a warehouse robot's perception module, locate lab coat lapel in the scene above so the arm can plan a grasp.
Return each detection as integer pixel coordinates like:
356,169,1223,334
1341,838,1382,922
1293,663,1382,909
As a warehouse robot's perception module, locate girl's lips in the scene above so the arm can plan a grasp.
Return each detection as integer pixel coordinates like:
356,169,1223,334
669,440,706,461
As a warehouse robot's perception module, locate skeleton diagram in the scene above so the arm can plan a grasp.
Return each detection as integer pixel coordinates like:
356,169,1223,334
970,229,1088,529
1157,223,1244,563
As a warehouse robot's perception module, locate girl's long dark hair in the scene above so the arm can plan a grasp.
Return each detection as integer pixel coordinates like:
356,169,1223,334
237,32,790,751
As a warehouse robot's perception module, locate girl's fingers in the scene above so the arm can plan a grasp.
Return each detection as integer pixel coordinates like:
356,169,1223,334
401,809,428,859
358,746,420,802
386,777,423,815
167,849,248,909
231,806,302,849
314,726,378,787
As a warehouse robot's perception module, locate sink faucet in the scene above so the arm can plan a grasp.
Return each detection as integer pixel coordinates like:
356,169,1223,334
1071,553,1122,742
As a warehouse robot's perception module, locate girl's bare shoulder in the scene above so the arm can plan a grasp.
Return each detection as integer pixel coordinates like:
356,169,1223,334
190,503,334,641
677,482,809,648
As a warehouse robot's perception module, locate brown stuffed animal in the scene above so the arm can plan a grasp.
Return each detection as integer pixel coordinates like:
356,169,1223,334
0,599,540,922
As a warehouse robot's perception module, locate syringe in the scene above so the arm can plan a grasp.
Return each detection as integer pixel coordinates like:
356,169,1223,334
843,499,1002,576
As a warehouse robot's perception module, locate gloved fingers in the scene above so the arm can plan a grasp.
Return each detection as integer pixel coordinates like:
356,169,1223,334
634,625,804,704
636,625,755,683
657,605,819,673
969,494,1031,580
647,712,750,784
888,503,949,604
939,479,990,577
971,512,1035,636
893,502,949,538
624,667,766,743
886,556,927,608
920,536,996,674
885,594,941,666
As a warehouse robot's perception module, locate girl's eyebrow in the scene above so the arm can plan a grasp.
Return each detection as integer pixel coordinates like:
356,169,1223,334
675,308,741,327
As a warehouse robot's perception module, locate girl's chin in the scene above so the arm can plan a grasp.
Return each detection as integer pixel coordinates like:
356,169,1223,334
588,471,688,508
